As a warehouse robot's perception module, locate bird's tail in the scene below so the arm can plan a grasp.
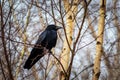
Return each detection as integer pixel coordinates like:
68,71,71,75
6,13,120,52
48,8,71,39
24,48,44,70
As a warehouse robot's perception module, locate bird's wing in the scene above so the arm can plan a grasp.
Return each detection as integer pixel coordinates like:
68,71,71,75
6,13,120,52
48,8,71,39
24,31,47,69
35,31,47,45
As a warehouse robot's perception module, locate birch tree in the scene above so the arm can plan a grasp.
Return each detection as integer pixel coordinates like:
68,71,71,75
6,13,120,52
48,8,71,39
60,0,78,79
92,0,106,80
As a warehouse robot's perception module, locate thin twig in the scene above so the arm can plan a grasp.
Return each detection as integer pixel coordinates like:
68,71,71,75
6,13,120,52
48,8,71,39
72,64,94,80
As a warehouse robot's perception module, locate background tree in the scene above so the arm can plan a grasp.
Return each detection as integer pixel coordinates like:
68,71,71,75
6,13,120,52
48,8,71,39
92,0,106,80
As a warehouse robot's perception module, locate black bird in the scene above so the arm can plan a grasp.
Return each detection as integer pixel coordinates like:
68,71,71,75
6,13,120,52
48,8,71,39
24,25,62,69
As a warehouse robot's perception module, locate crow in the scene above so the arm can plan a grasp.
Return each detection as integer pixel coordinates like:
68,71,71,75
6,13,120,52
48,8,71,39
24,25,62,69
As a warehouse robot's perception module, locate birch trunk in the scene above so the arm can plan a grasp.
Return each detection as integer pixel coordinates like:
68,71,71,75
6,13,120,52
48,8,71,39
60,0,78,80
92,0,106,80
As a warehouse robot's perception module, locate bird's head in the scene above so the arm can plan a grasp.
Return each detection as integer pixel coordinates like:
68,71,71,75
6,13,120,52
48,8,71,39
46,25,62,31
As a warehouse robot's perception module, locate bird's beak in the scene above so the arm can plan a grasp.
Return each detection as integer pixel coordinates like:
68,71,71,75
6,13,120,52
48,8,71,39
56,26,63,30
